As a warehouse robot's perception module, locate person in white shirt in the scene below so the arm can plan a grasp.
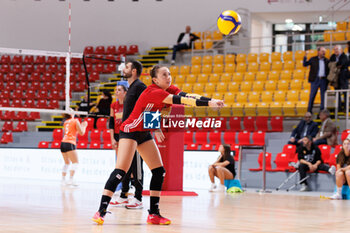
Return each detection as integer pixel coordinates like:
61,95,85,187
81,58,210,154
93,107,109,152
171,26,199,64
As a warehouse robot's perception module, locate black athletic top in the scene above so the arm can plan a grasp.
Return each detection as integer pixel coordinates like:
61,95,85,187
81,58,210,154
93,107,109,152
297,144,322,164
219,155,236,176
122,79,147,122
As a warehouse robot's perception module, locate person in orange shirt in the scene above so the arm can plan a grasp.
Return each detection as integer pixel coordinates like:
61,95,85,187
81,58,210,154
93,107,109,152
60,112,88,186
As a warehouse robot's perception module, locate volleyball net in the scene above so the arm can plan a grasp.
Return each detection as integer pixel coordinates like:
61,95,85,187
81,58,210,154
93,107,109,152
0,47,125,117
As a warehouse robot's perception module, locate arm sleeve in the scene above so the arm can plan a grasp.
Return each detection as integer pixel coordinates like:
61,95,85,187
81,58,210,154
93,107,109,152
177,33,183,43
166,85,182,95
303,56,311,67
291,122,301,138
297,147,303,161
310,123,319,138
191,33,200,41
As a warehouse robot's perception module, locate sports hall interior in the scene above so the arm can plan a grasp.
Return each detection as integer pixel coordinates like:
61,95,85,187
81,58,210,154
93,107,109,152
1,1,350,232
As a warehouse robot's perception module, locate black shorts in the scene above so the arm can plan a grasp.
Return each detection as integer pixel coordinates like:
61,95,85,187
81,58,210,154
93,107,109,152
60,142,76,153
119,131,153,145
114,133,119,142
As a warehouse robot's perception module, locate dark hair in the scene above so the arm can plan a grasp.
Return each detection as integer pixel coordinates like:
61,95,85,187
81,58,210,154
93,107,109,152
221,144,232,161
304,135,313,142
117,84,128,92
128,60,143,77
102,90,113,103
337,139,350,167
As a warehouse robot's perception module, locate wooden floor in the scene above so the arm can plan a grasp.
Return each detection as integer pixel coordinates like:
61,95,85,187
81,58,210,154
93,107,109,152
1,178,350,233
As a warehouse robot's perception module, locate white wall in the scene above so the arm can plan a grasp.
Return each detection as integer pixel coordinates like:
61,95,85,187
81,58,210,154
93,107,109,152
250,17,273,54
0,0,349,53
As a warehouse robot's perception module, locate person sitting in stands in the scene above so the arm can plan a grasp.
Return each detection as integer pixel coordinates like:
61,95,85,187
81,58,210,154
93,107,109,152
297,136,336,192
288,112,318,146
171,25,199,65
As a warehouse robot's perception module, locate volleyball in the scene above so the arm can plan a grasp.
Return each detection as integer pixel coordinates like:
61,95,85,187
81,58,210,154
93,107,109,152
217,10,242,35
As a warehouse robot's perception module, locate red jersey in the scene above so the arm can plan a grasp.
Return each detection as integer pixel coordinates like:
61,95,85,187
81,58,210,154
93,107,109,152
111,101,123,134
62,118,78,145
120,84,181,133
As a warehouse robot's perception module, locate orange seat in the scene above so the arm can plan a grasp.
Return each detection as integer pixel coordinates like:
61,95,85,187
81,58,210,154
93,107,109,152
213,55,224,65
256,71,268,81
228,82,240,92
212,30,223,40
261,91,273,103
236,54,247,63
180,65,190,75
283,51,293,61
244,72,256,82
271,52,281,62
202,64,212,74
274,91,286,102
217,82,228,93
232,72,244,82
204,83,216,93
202,55,213,65
208,73,220,83
286,90,299,102
248,53,258,63
198,74,209,83
174,75,186,84
280,70,292,80
225,54,236,64
284,60,295,70
213,64,224,74
294,50,305,61
264,80,277,91
191,56,202,65
186,74,197,83
252,81,264,92
260,62,271,71
268,70,280,81
224,92,236,104
277,80,289,91
259,53,270,62
236,63,247,72
271,61,283,71
224,63,236,73
248,92,260,103
220,73,232,82
191,65,201,74
203,39,213,49
240,81,252,92
290,79,303,90
247,62,259,72
292,69,305,80
236,92,248,103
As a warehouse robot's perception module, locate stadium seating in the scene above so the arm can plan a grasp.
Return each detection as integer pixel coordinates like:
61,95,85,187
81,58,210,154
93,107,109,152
249,152,272,171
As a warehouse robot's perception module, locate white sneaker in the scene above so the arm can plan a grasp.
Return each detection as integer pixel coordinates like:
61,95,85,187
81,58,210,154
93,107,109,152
110,197,128,207
209,183,216,192
125,198,143,209
67,179,78,187
213,184,226,192
328,165,336,175
330,192,342,200
299,183,310,192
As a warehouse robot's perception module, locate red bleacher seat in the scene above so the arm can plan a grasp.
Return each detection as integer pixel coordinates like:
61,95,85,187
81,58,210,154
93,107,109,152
103,142,113,149
84,46,94,55
127,45,139,55
72,64,82,73
24,99,35,108
47,64,58,73
2,111,15,121
77,141,88,149
53,72,65,82
186,143,198,150
36,64,46,73
0,99,10,107
46,56,58,64
30,81,41,91
95,64,104,73
201,144,214,150
106,45,117,55
252,131,265,146
327,145,342,166
13,90,23,99
18,72,28,82
237,131,250,145
96,118,108,130
24,64,34,73
51,141,61,149
318,145,331,162
223,132,235,145
249,152,272,171
229,117,242,131
15,112,29,121
270,152,291,172
2,121,13,132
6,81,16,91
102,129,111,143
195,131,208,145
12,99,22,108
282,144,297,162
95,46,105,54
209,131,221,149
34,56,45,64
29,72,41,82
49,90,60,100
256,116,268,132
0,90,10,99
216,117,227,131
1,55,11,64
24,55,34,64
77,131,89,143
1,64,10,73
90,129,101,143
42,72,52,82
184,131,194,145
13,64,23,73
117,45,127,55
90,141,101,149
84,117,94,131
58,57,65,65
270,116,283,132
52,129,63,141
90,71,100,81
0,132,13,144
243,116,255,131
48,100,59,109
12,55,23,64
37,91,48,100
28,112,40,120
13,121,28,132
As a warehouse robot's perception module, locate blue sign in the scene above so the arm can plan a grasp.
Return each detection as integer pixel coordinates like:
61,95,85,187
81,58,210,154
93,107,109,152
143,110,161,129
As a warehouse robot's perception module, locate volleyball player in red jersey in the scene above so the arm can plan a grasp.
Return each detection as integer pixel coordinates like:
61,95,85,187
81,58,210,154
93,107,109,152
93,65,224,225
60,112,88,186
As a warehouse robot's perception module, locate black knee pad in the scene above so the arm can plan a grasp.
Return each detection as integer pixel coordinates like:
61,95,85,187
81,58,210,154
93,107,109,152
104,169,126,192
150,166,166,191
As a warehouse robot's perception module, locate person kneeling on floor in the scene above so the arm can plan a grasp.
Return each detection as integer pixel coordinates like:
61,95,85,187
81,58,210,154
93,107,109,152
297,135,336,192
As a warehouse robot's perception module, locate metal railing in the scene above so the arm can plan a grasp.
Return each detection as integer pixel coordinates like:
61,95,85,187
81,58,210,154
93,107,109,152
324,89,350,129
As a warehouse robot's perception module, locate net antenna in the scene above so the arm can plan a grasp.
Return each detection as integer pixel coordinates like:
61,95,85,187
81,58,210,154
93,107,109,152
0,47,86,116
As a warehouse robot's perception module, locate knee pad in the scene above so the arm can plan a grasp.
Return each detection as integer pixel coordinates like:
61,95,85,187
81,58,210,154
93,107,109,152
150,166,166,191
62,164,69,173
70,163,78,172
104,169,126,192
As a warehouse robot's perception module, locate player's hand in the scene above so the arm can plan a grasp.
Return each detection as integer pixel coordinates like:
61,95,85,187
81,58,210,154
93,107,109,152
155,130,165,143
209,99,224,109
111,138,118,149
81,121,88,128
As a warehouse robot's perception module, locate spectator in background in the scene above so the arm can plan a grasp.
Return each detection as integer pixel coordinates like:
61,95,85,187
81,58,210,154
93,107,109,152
313,109,337,146
171,26,200,65
208,144,236,192
75,93,94,117
297,136,336,192
303,47,329,113
330,138,350,199
288,112,318,146
92,90,113,128
329,45,349,112
346,41,350,60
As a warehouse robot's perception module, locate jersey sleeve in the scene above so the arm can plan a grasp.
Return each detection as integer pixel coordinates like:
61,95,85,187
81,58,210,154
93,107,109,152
166,85,182,95
149,88,171,104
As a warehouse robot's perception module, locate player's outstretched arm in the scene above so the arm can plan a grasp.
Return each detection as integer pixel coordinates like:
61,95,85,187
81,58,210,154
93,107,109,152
162,94,224,109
